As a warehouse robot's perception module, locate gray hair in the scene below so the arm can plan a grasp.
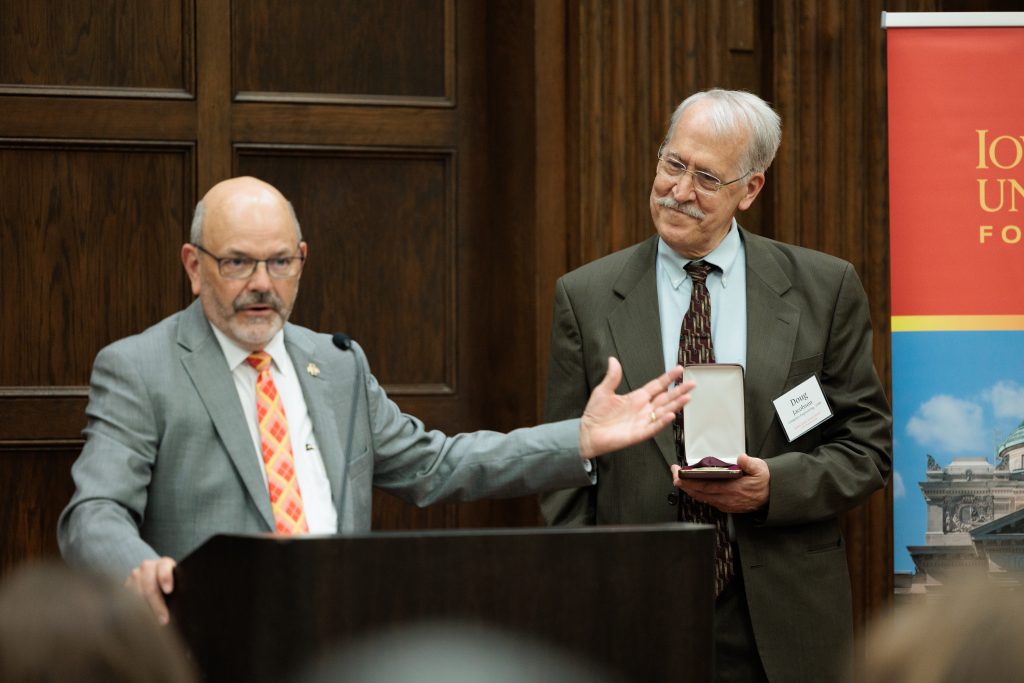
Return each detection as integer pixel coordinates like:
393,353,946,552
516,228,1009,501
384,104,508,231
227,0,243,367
189,199,303,245
663,89,782,175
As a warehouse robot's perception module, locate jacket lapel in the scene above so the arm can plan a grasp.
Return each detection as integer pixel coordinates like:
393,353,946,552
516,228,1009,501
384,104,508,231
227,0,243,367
606,236,677,467
177,300,275,530
286,328,346,511
741,230,800,458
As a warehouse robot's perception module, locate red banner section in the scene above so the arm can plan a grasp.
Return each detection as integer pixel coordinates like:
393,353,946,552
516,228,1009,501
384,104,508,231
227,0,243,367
888,27,1024,318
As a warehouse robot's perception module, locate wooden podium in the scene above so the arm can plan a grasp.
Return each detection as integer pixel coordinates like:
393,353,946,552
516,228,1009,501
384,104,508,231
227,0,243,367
169,524,714,681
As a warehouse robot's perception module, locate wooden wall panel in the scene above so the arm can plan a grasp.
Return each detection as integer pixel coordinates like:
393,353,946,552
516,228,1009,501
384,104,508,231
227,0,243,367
233,0,451,104
566,0,770,269
0,448,77,571
227,1,535,534
481,0,566,421
0,391,87,443
0,0,506,575
237,149,454,392
1,98,197,140
569,1,649,265
0,144,194,568
0,143,193,387
0,0,192,96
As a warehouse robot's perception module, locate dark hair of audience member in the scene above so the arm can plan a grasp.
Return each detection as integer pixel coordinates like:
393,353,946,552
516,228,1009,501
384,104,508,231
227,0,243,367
0,561,197,683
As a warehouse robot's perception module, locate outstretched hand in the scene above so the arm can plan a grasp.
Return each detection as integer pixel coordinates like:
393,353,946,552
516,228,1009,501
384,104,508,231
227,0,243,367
578,358,694,459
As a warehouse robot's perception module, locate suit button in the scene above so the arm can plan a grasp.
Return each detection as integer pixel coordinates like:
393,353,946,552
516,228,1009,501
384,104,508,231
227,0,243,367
667,492,679,505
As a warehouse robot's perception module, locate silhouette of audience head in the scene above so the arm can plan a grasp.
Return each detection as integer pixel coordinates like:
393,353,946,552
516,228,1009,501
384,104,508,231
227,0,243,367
300,620,625,683
857,577,1024,683
0,561,196,683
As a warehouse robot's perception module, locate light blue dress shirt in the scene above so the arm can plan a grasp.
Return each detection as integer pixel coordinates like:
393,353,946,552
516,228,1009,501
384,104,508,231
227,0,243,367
657,220,748,374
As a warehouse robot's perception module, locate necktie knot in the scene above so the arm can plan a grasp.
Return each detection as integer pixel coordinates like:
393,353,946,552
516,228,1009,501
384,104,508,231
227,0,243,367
685,260,713,285
246,350,272,373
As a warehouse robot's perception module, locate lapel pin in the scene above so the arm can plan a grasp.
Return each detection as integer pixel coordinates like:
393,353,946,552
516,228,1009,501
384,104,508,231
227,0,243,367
306,362,320,377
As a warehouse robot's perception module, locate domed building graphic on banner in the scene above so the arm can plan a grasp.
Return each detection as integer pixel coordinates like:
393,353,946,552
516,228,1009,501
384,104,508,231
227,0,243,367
901,419,1024,595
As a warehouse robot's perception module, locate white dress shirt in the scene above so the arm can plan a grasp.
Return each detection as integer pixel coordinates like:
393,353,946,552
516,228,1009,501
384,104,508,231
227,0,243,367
210,325,338,533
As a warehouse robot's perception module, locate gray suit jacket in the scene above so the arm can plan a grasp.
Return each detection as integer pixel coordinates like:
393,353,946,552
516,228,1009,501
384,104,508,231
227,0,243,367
59,300,592,579
540,228,892,682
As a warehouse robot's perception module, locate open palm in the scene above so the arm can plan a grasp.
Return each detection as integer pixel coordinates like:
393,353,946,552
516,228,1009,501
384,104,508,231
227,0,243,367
578,358,693,458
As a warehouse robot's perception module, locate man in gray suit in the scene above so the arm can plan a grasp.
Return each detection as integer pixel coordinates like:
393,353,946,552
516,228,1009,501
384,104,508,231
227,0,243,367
540,90,892,681
58,176,693,624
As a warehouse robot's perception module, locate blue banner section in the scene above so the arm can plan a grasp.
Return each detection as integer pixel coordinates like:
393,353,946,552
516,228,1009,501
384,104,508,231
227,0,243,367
892,331,1024,573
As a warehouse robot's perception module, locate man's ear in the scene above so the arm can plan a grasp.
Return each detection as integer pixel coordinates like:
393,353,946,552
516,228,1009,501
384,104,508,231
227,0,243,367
295,241,309,281
181,243,202,296
738,172,766,211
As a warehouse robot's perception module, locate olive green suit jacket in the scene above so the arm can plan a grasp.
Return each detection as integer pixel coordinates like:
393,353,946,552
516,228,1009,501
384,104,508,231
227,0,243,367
540,228,892,682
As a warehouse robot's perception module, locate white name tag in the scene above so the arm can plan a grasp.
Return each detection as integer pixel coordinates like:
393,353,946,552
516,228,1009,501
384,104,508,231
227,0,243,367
772,375,832,442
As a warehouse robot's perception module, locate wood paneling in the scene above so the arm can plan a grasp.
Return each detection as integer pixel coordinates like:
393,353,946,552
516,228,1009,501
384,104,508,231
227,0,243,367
0,143,193,387
0,389,86,444
483,0,568,422
2,0,536,565
195,0,232,192
770,0,899,627
0,0,192,96
237,148,455,392
0,98,197,140
0,0,496,572
232,105,457,147
565,0,771,268
0,143,192,478
0,448,78,572
233,0,451,104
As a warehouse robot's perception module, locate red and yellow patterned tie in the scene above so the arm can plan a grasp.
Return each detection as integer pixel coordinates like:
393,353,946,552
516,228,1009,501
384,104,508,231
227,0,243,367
246,351,308,534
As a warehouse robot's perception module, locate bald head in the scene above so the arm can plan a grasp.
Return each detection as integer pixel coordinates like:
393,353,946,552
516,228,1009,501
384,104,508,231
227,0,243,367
182,176,307,351
190,176,302,246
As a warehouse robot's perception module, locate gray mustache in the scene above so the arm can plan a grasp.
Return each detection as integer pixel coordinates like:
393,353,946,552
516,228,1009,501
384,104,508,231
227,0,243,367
656,196,705,220
234,290,283,313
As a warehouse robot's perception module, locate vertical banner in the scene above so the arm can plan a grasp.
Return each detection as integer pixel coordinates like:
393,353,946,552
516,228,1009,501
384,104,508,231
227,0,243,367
885,13,1024,593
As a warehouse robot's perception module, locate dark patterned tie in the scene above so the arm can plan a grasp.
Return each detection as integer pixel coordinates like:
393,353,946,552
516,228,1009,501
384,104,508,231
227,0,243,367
674,261,735,596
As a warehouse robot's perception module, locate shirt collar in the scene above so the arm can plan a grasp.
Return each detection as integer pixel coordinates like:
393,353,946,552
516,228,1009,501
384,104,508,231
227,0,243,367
657,218,741,290
210,323,288,372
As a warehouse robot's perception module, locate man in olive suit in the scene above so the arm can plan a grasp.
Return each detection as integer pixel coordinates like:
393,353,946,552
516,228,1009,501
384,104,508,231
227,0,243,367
541,90,892,682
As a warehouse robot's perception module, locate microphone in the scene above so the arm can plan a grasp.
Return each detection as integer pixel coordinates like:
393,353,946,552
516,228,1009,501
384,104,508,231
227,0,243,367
332,332,362,532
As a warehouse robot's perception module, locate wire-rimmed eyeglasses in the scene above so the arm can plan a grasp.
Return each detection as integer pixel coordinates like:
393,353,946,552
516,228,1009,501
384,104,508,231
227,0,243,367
656,147,750,195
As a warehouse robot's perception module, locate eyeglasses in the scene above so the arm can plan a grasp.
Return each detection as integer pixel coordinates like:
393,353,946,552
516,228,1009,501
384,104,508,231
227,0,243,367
192,243,305,280
656,148,750,195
